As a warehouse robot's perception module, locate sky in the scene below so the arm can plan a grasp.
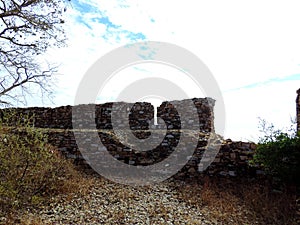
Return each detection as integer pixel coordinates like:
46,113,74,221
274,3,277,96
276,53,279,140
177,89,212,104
29,0,300,142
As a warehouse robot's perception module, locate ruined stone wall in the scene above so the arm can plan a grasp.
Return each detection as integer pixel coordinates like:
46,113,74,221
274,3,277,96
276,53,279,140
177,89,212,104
1,98,214,132
45,130,258,178
0,98,260,178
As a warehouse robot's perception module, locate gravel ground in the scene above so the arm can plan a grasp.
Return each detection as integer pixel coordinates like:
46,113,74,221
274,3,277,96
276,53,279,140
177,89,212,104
3,174,260,225
28,177,215,224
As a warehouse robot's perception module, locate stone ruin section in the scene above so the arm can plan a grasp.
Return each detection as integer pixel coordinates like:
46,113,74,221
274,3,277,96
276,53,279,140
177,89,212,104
0,98,259,178
0,98,215,131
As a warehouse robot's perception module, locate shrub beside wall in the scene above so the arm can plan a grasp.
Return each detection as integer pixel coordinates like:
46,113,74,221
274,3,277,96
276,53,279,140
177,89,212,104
0,111,80,212
252,119,300,185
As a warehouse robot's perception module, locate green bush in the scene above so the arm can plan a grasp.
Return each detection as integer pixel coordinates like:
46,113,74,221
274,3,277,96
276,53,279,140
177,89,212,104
0,110,79,212
252,119,300,185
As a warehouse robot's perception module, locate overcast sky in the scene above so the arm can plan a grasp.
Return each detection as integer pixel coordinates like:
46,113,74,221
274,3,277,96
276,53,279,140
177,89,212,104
30,0,300,142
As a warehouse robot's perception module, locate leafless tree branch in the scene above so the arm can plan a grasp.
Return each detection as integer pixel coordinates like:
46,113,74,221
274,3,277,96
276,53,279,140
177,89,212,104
0,0,69,106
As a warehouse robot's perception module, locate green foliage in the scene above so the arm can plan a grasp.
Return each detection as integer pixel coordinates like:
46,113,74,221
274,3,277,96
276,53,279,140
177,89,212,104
0,109,79,212
252,118,300,184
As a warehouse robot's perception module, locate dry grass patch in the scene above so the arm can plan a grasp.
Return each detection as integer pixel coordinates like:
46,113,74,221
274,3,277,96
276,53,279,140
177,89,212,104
0,110,96,224
175,175,298,224
0,171,98,225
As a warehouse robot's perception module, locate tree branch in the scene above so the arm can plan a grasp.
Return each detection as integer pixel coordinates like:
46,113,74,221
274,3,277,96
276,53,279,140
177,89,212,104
0,35,36,47
0,24,28,36
0,0,67,105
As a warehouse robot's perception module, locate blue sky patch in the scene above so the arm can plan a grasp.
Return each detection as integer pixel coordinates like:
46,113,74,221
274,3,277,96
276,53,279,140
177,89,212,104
138,50,156,60
133,66,151,73
226,73,300,92
73,0,147,43
72,0,98,13
94,17,121,29
126,32,146,41
102,30,146,44
75,16,92,29
116,0,130,9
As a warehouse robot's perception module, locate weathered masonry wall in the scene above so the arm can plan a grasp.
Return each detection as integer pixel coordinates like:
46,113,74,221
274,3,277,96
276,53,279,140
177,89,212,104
1,98,260,178
46,129,257,178
1,98,214,131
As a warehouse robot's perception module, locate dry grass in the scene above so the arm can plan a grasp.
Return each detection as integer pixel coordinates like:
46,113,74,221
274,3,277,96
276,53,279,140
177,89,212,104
1,170,298,224
175,175,299,224
1,170,96,225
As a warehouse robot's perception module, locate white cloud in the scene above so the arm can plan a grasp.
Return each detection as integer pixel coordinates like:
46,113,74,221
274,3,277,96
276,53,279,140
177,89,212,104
96,63,206,103
223,79,299,141
27,0,300,141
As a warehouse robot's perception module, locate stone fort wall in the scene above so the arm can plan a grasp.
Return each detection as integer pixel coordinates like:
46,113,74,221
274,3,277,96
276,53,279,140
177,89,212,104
1,98,260,178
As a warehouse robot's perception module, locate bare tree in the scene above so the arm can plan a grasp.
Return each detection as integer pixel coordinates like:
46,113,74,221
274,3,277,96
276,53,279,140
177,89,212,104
0,0,68,106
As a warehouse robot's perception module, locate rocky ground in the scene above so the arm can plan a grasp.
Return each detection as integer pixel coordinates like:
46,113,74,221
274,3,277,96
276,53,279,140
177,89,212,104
1,173,298,225
1,175,258,225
